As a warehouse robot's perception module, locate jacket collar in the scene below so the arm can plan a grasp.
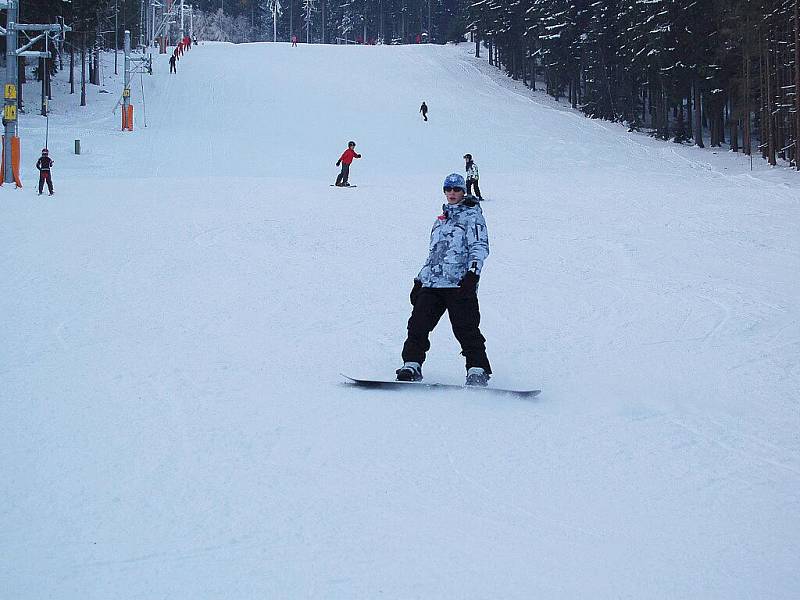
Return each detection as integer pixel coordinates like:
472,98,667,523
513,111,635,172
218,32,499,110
442,196,479,213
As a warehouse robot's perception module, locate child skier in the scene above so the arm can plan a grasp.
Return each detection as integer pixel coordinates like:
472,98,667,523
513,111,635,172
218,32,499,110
464,153,483,200
334,141,361,187
396,173,492,387
36,148,54,195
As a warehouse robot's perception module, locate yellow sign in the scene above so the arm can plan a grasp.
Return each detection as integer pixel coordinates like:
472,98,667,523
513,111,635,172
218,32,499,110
3,104,17,121
122,88,131,98
4,84,17,100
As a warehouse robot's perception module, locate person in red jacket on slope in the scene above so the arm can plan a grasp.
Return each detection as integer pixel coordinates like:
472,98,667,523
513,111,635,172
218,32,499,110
334,141,362,187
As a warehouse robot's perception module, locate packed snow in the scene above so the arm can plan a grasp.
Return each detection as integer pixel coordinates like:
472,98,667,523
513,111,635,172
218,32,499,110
2,41,799,598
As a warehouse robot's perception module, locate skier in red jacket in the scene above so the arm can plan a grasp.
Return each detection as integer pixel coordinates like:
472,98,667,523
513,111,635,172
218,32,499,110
334,141,362,187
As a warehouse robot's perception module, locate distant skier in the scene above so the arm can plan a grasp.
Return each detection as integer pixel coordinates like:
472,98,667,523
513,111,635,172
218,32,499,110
396,173,492,387
334,141,361,187
36,148,54,196
419,101,428,121
169,54,177,73
464,153,482,200
291,34,298,47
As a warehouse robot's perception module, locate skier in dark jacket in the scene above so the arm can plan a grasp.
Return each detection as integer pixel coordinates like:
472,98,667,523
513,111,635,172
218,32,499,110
36,148,54,195
334,141,361,186
464,153,482,200
419,101,428,121
169,54,177,73
396,173,492,386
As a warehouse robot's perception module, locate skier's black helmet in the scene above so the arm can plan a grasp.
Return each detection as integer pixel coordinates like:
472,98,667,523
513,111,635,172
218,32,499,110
463,153,472,160
348,141,356,147
42,148,49,154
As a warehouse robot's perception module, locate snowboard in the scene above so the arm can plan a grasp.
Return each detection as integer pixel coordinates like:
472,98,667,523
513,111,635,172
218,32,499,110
341,374,540,398
330,184,358,187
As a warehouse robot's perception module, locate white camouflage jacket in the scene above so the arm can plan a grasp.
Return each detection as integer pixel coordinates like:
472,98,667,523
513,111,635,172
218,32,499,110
416,199,489,288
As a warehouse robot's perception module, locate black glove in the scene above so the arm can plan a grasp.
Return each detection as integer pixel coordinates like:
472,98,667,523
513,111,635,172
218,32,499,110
410,279,422,305
336,161,341,167
459,271,479,295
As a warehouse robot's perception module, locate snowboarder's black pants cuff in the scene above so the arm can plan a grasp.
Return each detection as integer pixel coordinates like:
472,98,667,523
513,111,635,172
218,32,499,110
402,287,491,374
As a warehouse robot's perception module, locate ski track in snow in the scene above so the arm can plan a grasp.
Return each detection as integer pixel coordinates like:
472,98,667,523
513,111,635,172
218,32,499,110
1,41,799,599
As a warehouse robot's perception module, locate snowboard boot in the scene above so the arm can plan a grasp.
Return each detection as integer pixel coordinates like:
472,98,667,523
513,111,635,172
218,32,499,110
396,361,423,382
465,367,490,387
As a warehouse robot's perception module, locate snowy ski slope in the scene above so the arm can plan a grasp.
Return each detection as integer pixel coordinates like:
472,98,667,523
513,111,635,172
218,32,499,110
1,41,799,598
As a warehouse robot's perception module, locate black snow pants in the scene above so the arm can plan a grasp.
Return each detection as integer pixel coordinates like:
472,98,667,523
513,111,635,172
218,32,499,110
335,163,351,186
467,178,482,199
402,286,491,373
38,171,53,194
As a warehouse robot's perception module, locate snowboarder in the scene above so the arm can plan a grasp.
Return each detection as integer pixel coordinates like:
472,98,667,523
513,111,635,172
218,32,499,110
419,101,428,121
36,148,54,195
169,54,176,73
396,173,492,387
334,141,361,187
291,34,298,47
464,153,482,200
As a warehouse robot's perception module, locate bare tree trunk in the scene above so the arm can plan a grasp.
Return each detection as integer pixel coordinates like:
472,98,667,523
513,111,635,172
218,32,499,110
776,31,786,161
766,36,776,165
81,34,86,107
687,84,693,140
693,81,703,147
743,37,751,156
760,35,767,159
796,0,800,168
663,89,670,140
92,45,101,85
